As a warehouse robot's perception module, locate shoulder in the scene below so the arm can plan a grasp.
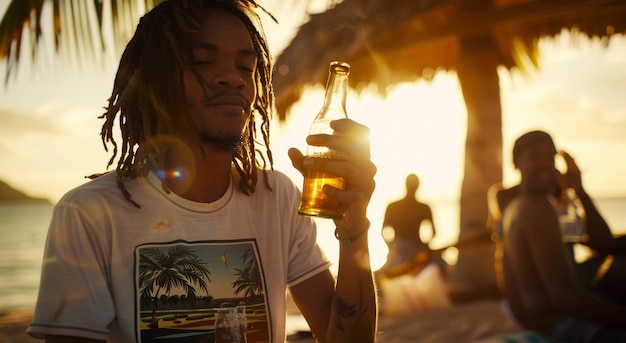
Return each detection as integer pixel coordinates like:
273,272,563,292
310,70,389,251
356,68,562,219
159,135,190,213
242,169,301,203
508,195,553,218
515,195,554,213
496,185,520,213
504,195,557,233
384,199,402,213
254,169,298,191
59,172,118,202
416,201,432,209
56,172,144,210
267,169,296,185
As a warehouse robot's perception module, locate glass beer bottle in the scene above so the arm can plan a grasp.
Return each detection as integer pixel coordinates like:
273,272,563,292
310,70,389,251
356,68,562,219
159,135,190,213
558,188,588,243
298,61,350,219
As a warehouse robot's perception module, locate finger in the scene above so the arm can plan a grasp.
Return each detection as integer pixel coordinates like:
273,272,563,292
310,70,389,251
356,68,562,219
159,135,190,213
288,148,306,175
307,119,371,160
307,118,369,145
306,135,371,160
330,119,371,154
330,118,370,136
553,168,567,187
559,150,579,174
303,157,377,186
323,184,370,206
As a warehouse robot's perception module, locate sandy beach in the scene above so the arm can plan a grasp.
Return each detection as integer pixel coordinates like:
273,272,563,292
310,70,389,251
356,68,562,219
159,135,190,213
0,309,38,343
0,309,314,343
1,299,524,343
1,309,316,342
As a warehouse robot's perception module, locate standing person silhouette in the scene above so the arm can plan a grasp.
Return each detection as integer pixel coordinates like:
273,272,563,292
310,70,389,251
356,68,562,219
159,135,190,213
377,173,436,277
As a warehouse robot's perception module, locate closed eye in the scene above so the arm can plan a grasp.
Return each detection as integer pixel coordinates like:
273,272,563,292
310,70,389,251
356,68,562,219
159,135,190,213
237,54,257,75
238,64,254,74
194,60,214,66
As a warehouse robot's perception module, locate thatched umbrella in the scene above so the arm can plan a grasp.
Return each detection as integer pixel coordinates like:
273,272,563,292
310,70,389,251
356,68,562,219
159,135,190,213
273,0,626,297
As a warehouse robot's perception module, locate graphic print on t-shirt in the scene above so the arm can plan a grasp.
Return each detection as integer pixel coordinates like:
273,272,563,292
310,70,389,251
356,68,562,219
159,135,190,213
135,240,271,343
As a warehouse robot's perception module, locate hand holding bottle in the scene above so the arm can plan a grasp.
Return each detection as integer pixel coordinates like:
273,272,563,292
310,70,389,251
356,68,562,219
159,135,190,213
289,118,376,237
296,61,352,219
289,61,376,239
555,150,584,195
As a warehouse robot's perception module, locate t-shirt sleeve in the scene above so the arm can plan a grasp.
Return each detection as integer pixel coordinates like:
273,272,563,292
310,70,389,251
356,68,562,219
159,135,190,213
275,173,331,287
286,216,332,287
28,195,115,341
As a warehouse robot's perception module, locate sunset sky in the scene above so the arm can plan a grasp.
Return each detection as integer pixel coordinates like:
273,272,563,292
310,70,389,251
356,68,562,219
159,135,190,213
1,1,626,262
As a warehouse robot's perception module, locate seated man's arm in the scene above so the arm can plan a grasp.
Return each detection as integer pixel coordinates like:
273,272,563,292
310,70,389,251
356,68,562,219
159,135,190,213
578,192,615,254
557,151,614,254
523,199,626,328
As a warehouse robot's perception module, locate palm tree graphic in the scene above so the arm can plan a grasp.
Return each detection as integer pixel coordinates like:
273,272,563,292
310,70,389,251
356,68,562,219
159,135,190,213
139,246,212,327
232,249,262,297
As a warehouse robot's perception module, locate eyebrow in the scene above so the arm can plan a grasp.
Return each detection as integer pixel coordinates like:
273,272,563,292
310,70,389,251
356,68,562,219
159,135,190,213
191,40,257,58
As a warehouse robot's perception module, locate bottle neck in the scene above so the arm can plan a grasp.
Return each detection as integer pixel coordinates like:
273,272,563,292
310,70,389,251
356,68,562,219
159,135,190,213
320,70,349,116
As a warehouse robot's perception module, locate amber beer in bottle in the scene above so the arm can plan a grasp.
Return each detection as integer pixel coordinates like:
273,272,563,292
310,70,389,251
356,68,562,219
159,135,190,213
298,61,350,219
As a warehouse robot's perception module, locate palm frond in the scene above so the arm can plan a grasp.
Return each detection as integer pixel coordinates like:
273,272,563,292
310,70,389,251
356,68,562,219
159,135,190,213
0,0,45,84
0,0,163,85
0,0,343,85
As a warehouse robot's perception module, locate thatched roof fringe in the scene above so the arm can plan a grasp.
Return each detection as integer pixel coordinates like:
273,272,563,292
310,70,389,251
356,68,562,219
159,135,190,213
367,0,626,56
273,0,626,120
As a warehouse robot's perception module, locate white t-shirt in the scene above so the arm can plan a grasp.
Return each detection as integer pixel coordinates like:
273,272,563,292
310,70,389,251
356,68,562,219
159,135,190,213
28,169,330,343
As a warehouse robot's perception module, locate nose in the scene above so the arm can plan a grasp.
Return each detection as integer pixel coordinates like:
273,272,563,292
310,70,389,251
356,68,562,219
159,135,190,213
212,62,245,89
538,156,556,172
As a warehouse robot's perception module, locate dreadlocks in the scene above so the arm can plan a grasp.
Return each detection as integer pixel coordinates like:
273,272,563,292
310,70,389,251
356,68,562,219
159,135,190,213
98,0,275,208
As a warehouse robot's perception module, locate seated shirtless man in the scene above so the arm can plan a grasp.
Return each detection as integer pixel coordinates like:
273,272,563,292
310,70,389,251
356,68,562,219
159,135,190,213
490,145,626,298
500,131,626,342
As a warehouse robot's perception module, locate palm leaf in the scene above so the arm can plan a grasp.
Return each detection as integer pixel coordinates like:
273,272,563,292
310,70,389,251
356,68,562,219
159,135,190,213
0,0,44,83
0,0,338,85
0,0,163,84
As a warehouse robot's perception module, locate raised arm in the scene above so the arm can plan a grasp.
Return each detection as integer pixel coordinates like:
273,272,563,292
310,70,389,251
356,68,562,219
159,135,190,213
557,151,615,254
288,118,377,342
522,198,626,328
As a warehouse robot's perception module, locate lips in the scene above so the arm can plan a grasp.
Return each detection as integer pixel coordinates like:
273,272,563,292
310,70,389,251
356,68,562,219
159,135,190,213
203,94,250,113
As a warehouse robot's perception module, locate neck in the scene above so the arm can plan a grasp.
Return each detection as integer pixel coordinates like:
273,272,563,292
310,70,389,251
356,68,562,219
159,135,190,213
159,140,234,203
519,182,550,198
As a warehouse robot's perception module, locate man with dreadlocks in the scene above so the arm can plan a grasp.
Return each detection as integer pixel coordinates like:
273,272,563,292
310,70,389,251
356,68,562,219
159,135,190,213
27,1,378,343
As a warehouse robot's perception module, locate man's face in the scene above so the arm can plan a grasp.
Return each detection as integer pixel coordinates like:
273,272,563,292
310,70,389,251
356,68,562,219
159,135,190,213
517,141,557,194
182,7,258,151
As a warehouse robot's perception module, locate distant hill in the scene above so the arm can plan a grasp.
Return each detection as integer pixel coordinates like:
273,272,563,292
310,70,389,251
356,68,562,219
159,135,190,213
0,179,50,203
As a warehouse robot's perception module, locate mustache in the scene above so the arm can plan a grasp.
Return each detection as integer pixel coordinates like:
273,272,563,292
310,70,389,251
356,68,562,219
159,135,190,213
201,92,251,109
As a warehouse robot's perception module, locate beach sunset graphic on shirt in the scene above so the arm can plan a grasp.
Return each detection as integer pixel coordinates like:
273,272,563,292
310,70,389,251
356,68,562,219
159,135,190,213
135,240,271,343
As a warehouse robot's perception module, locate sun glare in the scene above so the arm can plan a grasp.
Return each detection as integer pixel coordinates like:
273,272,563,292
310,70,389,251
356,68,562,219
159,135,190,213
271,71,468,271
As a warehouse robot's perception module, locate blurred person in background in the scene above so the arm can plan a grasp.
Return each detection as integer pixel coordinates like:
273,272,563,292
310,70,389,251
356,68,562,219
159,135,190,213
498,130,626,342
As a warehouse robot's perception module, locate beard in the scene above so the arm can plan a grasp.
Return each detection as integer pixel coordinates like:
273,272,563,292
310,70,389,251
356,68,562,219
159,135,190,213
198,130,245,154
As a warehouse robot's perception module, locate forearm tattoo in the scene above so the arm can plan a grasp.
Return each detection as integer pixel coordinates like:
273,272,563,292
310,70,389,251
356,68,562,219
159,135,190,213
332,282,369,331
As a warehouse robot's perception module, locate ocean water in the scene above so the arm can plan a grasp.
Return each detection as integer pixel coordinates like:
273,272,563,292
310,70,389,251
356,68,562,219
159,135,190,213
0,202,52,312
0,197,624,313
